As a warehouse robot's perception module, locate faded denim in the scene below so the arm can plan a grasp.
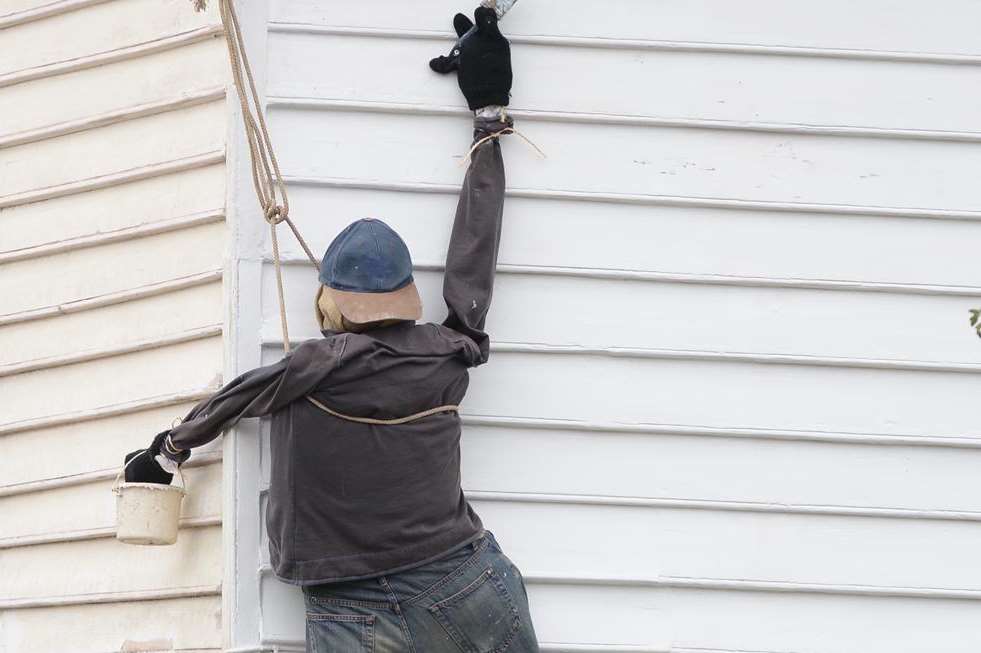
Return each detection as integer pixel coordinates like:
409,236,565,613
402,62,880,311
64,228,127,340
303,531,539,653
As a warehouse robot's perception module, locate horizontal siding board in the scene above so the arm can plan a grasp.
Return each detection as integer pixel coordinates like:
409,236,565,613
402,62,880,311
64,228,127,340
460,426,981,513
0,283,223,369
0,525,222,599
2,0,219,75
0,337,223,426
269,33,980,132
534,583,981,652
463,352,980,439
0,221,225,317
0,400,208,487
271,109,981,211
476,501,981,592
269,0,981,56
0,595,222,653
257,344,980,438
0,165,225,253
257,483,981,591
0,38,227,138
0,100,225,199
257,572,981,652
277,185,981,287
264,266,981,366
0,455,221,540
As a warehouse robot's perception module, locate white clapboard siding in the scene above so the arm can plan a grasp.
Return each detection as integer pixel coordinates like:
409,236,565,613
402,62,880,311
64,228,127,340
257,571,981,652
279,184,981,289
270,0,981,56
273,109,981,212
269,32,981,133
0,596,222,653
266,265,981,366
224,1,981,651
472,501,981,592
0,0,228,649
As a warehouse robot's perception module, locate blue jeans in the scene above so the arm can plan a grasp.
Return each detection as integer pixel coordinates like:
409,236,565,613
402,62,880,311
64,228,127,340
302,531,539,652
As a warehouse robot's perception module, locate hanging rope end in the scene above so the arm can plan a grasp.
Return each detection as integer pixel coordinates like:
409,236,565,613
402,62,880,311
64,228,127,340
190,0,208,12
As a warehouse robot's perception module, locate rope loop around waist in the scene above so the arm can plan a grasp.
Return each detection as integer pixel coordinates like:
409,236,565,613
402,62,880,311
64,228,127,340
306,395,460,426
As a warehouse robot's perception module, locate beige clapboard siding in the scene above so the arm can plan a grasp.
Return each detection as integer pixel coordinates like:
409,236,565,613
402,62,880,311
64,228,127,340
269,0,981,56
268,32,981,134
0,0,227,649
0,283,223,369
0,37,227,138
0,221,225,317
3,0,219,75
0,400,212,487
0,595,222,653
0,455,221,542
0,165,225,253
1,337,223,426
1,526,222,600
0,0,113,29
0,100,225,199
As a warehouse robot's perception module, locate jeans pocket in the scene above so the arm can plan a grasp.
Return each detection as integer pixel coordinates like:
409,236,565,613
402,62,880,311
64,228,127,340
429,567,521,653
306,612,374,653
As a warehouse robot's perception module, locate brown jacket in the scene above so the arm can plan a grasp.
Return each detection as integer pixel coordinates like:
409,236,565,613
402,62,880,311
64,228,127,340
165,116,510,584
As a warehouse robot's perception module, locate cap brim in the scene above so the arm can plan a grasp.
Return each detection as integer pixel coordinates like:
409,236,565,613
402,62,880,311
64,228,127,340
327,281,422,324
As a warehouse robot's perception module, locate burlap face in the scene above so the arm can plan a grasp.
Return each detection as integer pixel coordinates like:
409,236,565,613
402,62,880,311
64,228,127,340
315,285,403,333
315,284,347,331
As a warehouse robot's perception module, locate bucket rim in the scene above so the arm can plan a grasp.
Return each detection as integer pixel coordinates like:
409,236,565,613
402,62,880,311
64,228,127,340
114,481,186,496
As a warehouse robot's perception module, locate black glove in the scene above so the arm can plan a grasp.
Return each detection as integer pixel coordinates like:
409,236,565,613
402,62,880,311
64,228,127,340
429,7,512,110
124,430,188,484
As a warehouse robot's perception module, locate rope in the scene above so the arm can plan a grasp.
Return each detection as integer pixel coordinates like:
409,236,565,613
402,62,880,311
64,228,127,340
460,126,546,166
306,395,459,425
198,0,320,352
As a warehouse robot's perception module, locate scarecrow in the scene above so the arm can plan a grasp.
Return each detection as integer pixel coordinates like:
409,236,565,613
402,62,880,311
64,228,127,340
123,7,540,652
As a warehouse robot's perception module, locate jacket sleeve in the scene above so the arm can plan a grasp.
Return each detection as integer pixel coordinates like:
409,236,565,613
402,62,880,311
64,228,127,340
164,337,344,458
441,115,510,364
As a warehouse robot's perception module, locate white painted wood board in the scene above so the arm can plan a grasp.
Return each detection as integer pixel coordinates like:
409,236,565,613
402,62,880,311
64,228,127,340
270,0,981,56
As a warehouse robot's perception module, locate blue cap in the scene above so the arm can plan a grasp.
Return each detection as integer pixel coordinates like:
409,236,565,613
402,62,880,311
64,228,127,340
319,219,422,323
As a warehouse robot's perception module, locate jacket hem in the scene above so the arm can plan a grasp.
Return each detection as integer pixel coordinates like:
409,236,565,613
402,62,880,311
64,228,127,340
268,527,485,586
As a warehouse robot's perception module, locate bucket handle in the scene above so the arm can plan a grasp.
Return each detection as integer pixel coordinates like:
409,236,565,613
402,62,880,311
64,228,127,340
112,450,186,494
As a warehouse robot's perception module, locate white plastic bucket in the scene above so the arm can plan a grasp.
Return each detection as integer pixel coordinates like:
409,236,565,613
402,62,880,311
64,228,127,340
112,456,186,545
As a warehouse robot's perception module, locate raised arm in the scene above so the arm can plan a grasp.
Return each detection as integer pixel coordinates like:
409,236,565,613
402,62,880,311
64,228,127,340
441,115,510,362
432,7,513,363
